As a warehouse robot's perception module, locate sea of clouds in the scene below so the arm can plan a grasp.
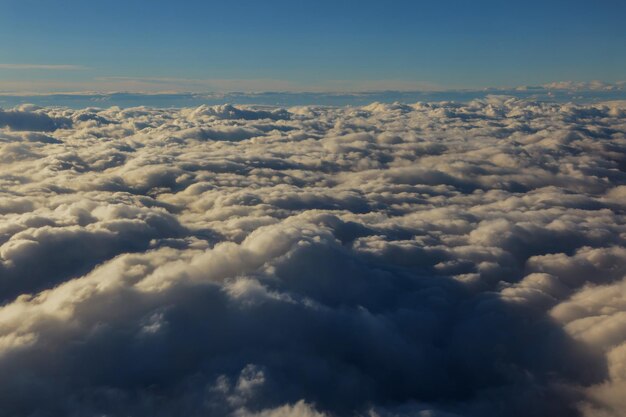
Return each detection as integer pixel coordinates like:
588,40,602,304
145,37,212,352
0,97,626,416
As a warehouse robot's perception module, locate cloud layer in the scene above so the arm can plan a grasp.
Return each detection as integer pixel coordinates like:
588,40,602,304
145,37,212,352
0,98,625,416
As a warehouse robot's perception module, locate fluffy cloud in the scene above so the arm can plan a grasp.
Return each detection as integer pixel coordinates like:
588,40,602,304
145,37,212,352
0,105,71,132
0,98,625,416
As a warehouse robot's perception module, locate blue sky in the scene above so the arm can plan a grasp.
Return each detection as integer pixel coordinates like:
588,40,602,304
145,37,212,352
0,0,625,92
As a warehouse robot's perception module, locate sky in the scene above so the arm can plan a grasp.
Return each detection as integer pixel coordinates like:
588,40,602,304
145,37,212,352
0,0,625,92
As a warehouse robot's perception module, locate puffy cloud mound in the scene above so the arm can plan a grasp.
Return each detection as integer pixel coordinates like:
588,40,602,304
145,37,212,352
0,99,625,417
0,105,71,132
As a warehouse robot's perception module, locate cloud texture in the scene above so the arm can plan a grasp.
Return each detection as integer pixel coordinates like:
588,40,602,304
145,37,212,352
0,97,625,416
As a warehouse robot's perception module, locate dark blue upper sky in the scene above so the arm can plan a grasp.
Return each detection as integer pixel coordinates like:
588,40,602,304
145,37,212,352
1,0,625,92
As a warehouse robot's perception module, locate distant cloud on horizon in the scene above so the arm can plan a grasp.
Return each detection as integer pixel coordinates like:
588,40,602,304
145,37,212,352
0,74,624,97
1,81,626,109
0,75,444,94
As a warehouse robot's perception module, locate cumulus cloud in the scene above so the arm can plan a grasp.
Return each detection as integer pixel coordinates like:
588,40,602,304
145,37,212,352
0,99,624,416
0,106,71,131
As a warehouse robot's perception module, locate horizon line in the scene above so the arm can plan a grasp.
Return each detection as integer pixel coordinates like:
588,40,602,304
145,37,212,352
1,83,625,97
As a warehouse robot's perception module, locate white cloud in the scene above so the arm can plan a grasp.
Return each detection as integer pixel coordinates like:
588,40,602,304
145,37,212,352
0,99,624,416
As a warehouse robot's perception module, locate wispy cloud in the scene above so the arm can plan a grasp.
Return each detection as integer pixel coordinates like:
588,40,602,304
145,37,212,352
94,76,443,93
0,64,87,70
0,75,442,94
1,75,624,97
